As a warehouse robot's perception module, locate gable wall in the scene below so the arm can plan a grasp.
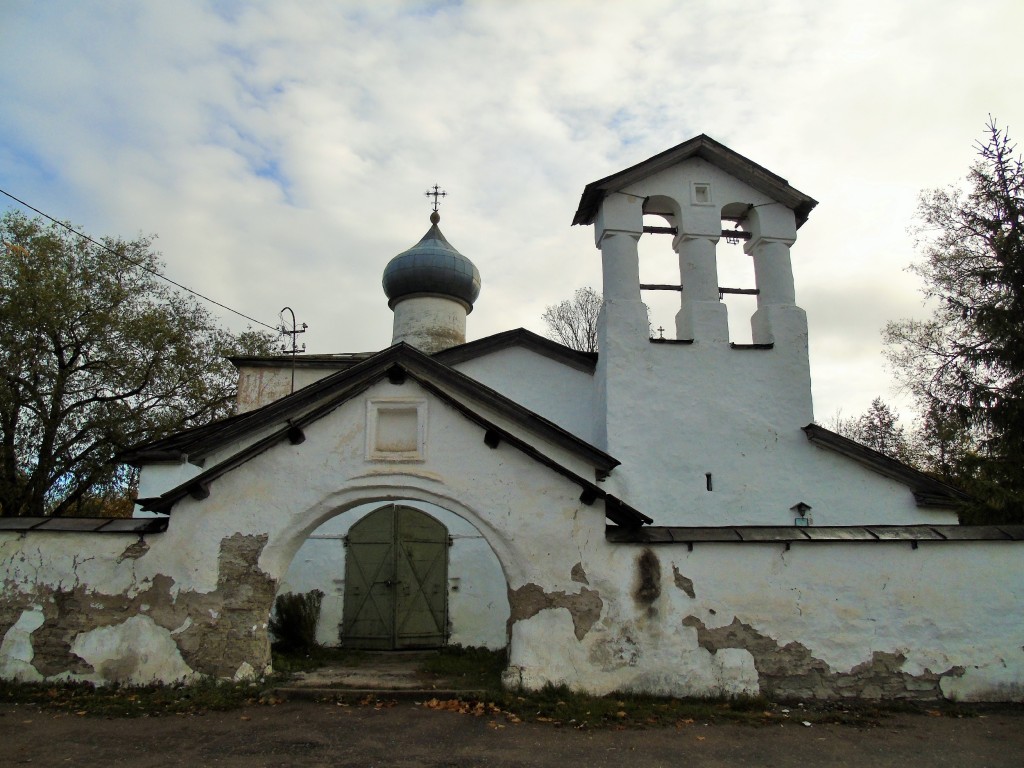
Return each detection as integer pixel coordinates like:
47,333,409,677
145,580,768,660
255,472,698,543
450,347,597,443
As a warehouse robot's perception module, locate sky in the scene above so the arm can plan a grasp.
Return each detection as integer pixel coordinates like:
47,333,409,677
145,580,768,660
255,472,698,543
2,0,1023,425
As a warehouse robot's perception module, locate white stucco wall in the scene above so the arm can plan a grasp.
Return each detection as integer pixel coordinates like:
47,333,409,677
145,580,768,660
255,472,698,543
136,460,204,501
451,346,597,444
591,338,956,526
277,500,509,649
2,373,1022,699
507,533,1024,702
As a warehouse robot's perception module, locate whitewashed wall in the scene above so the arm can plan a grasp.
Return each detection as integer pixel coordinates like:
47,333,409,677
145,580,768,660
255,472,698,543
507,533,1024,702
3,378,1020,700
451,347,597,444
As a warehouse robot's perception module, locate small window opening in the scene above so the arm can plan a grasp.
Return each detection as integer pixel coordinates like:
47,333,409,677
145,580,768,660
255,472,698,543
705,472,713,492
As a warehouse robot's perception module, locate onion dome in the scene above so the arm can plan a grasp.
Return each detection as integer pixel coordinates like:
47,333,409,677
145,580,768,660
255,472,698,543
382,212,481,311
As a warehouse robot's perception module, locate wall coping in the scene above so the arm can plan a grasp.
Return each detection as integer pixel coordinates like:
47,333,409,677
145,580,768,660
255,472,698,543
607,524,1024,546
0,516,168,534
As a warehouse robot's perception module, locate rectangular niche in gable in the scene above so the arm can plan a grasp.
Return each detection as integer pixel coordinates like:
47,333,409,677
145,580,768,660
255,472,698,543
366,399,427,461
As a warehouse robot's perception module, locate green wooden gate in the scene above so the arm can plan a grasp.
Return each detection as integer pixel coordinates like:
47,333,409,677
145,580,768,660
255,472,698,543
342,505,449,649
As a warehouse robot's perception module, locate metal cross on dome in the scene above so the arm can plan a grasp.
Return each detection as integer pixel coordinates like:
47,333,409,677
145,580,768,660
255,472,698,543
425,184,447,212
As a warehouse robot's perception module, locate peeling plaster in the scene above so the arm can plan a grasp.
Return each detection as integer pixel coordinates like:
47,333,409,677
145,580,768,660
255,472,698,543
683,615,965,700
71,615,196,685
671,564,695,598
0,533,276,683
507,583,602,641
116,539,150,564
0,609,45,681
570,562,589,585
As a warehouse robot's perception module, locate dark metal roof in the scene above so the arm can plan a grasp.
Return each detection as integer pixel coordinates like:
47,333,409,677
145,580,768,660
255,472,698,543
0,516,168,534
801,424,970,509
228,353,376,370
572,134,818,228
382,221,481,308
119,410,253,464
607,524,1024,545
434,328,597,374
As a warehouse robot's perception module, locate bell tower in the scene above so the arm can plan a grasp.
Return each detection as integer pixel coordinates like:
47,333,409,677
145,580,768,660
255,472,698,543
572,136,819,515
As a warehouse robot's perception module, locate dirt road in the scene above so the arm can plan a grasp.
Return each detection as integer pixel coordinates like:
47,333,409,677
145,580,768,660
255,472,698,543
2,700,1022,767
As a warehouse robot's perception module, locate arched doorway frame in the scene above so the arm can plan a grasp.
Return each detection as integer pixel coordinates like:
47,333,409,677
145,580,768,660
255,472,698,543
260,480,525,650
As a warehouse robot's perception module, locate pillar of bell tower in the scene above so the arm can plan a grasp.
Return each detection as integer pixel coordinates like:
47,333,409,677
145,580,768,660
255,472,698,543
674,233,729,342
744,206,807,346
592,193,646,453
594,193,648,350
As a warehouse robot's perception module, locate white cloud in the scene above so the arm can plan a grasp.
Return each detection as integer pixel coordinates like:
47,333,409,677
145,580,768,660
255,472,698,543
2,0,1023,423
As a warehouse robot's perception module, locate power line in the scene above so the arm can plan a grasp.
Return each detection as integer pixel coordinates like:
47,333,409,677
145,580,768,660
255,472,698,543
0,187,281,332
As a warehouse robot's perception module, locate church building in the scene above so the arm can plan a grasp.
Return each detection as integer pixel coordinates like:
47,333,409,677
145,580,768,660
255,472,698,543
3,135,1021,701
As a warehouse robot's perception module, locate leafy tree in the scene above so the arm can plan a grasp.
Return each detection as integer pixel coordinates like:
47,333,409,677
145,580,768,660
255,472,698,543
0,210,276,517
827,397,914,464
542,286,602,353
884,119,1024,522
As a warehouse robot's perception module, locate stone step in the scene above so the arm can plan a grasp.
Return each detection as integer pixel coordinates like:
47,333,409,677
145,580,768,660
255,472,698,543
266,686,489,702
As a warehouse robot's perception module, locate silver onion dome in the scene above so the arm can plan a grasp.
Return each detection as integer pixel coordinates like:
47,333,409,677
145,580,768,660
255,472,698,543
382,212,481,310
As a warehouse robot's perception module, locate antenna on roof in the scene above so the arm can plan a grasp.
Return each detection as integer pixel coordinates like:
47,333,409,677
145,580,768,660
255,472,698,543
279,306,308,394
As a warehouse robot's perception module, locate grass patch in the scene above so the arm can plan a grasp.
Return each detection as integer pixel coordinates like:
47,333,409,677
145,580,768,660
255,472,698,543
0,678,260,718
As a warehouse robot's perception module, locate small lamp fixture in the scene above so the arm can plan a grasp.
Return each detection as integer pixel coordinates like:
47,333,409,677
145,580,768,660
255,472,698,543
791,501,812,527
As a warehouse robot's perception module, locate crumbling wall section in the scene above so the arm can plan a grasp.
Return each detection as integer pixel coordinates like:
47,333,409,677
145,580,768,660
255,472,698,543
0,532,276,684
504,536,1024,703
681,616,963,700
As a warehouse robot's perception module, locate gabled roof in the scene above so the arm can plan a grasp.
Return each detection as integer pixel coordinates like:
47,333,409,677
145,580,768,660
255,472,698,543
572,134,819,228
123,343,616,473
802,424,970,509
131,344,649,527
434,328,597,373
